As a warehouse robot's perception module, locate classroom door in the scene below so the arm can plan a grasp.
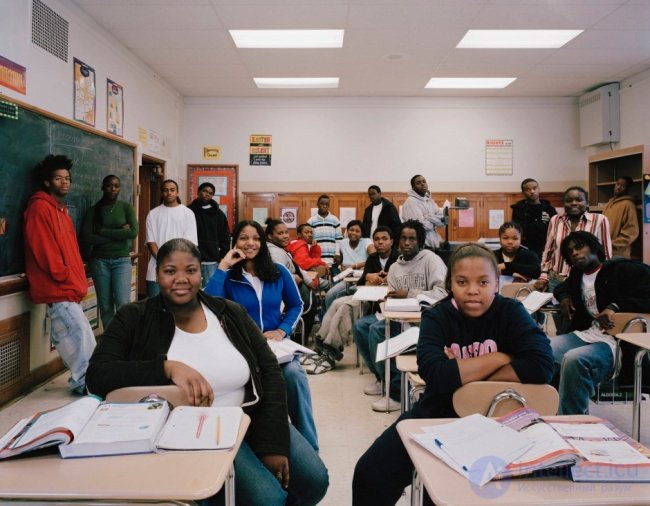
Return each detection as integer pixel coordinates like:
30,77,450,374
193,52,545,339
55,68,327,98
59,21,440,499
136,160,164,299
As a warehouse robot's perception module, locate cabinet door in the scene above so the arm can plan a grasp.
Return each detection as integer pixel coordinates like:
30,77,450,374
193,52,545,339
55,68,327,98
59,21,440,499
480,196,508,238
449,196,480,242
242,193,277,224
336,195,364,233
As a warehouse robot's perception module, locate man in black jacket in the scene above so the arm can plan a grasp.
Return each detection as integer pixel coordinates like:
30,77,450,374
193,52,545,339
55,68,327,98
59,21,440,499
551,231,650,414
511,178,557,259
362,185,401,240
188,182,231,286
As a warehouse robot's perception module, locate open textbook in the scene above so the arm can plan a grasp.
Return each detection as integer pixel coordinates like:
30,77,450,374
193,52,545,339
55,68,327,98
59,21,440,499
411,407,650,486
521,291,554,314
353,286,388,301
0,396,243,460
375,326,420,362
267,338,317,364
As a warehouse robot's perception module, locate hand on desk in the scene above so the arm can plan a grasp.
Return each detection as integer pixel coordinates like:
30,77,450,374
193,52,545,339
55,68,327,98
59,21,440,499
387,288,408,299
261,454,290,489
533,279,548,292
164,360,214,406
596,308,616,330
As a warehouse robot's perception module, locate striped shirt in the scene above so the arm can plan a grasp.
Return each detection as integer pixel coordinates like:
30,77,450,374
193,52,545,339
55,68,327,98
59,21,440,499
307,212,343,265
539,211,612,280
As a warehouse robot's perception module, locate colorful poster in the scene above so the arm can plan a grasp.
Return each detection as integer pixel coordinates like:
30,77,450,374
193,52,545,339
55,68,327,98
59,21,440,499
73,58,96,126
0,54,26,94
203,146,221,160
106,79,123,137
250,134,272,166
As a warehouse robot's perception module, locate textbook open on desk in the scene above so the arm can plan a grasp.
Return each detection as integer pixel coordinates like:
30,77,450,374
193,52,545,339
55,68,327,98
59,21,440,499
0,396,243,460
267,339,316,364
410,406,650,486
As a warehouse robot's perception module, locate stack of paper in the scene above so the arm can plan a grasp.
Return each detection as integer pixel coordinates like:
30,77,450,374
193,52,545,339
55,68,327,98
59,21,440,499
384,298,420,312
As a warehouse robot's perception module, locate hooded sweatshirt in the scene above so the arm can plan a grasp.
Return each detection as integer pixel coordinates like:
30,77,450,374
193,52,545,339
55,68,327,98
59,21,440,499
23,191,88,303
188,198,231,262
602,194,639,258
386,249,448,301
401,189,444,249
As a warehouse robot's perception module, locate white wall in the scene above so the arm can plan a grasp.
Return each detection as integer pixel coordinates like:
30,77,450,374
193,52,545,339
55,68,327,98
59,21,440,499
0,0,183,371
184,96,587,194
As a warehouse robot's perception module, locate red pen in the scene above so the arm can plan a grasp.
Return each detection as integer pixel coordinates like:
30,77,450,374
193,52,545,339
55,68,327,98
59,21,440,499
196,413,207,439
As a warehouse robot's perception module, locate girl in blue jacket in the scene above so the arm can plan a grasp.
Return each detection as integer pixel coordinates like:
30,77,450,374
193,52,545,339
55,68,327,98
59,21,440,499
206,220,319,451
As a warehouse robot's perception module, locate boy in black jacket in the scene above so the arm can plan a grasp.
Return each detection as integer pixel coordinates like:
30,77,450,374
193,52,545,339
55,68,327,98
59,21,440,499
511,178,557,260
552,231,650,415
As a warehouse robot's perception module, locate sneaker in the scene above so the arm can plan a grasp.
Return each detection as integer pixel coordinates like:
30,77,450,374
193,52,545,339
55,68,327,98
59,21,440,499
300,354,317,366
363,381,382,396
305,354,335,375
372,397,400,413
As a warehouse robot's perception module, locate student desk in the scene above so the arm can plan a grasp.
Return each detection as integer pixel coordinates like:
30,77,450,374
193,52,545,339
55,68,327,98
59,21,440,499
397,416,650,506
0,415,250,505
396,353,418,413
614,332,650,441
379,304,421,413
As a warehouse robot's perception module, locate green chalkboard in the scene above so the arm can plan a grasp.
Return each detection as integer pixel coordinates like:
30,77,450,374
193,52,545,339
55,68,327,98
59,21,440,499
0,98,135,277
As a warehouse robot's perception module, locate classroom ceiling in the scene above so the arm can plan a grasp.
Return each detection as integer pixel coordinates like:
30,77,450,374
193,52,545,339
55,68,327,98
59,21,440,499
71,0,650,98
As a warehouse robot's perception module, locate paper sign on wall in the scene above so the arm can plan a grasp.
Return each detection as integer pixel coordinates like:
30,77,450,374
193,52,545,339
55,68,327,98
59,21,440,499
485,139,513,176
458,208,475,228
203,146,221,160
488,209,504,230
250,135,272,166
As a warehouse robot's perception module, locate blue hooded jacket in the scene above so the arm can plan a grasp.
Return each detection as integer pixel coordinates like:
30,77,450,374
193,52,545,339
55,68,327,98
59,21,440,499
205,263,303,337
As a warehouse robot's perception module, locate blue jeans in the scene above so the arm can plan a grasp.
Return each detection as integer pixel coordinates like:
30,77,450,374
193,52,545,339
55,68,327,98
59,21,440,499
47,302,96,393
146,281,160,298
282,357,319,452
354,315,402,400
89,257,132,329
201,262,218,288
201,424,329,506
551,332,614,415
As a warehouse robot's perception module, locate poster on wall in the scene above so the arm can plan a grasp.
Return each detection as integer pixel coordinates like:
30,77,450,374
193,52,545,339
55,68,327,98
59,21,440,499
281,207,298,228
485,139,513,176
203,146,221,160
0,54,26,94
73,58,96,127
250,134,272,166
187,165,239,231
106,79,124,137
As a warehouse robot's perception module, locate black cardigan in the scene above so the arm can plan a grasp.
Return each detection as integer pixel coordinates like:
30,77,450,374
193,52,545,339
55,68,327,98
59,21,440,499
553,258,650,333
86,291,290,456
495,247,540,280
362,198,402,239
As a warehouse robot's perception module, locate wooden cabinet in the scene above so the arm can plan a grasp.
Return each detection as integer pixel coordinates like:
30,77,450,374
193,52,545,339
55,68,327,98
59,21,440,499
588,145,649,262
242,191,564,243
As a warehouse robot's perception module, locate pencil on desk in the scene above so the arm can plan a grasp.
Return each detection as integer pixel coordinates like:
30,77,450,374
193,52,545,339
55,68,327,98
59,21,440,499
216,416,221,445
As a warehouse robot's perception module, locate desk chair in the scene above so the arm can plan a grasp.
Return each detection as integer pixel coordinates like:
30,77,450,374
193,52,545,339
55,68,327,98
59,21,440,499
499,282,534,300
106,385,190,407
595,313,650,404
452,381,559,417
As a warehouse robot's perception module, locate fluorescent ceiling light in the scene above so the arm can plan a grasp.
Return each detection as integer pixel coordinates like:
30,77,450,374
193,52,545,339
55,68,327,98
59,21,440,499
254,77,340,89
457,30,583,49
425,77,516,89
230,30,344,48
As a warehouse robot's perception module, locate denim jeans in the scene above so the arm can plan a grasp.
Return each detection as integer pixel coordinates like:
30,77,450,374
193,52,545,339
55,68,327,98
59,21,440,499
201,262,218,288
89,257,132,329
200,424,329,506
551,332,614,415
47,301,96,393
146,281,160,298
353,406,434,506
282,356,319,452
354,314,402,400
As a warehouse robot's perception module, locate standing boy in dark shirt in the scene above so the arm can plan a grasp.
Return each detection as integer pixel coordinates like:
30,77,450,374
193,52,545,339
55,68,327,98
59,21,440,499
511,178,557,260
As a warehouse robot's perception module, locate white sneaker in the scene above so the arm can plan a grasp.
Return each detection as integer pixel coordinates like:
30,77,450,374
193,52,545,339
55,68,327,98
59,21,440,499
372,397,400,412
363,381,382,396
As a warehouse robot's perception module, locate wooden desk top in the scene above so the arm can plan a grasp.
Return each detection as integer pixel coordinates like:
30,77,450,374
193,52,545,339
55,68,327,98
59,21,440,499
396,354,418,373
615,333,650,350
0,415,250,502
397,416,650,506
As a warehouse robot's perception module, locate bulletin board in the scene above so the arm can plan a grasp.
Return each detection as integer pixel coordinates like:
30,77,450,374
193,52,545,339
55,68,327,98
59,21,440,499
187,164,239,231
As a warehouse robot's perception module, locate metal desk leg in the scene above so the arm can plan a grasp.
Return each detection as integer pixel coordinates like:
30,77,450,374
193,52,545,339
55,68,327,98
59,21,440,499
225,464,236,506
632,349,649,441
401,370,408,413
384,317,391,412
411,470,423,506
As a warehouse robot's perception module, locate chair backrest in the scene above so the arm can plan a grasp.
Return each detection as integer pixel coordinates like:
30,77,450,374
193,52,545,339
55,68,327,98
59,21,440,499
500,283,535,300
452,381,559,417
105,385,190,408
606,312,650,336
